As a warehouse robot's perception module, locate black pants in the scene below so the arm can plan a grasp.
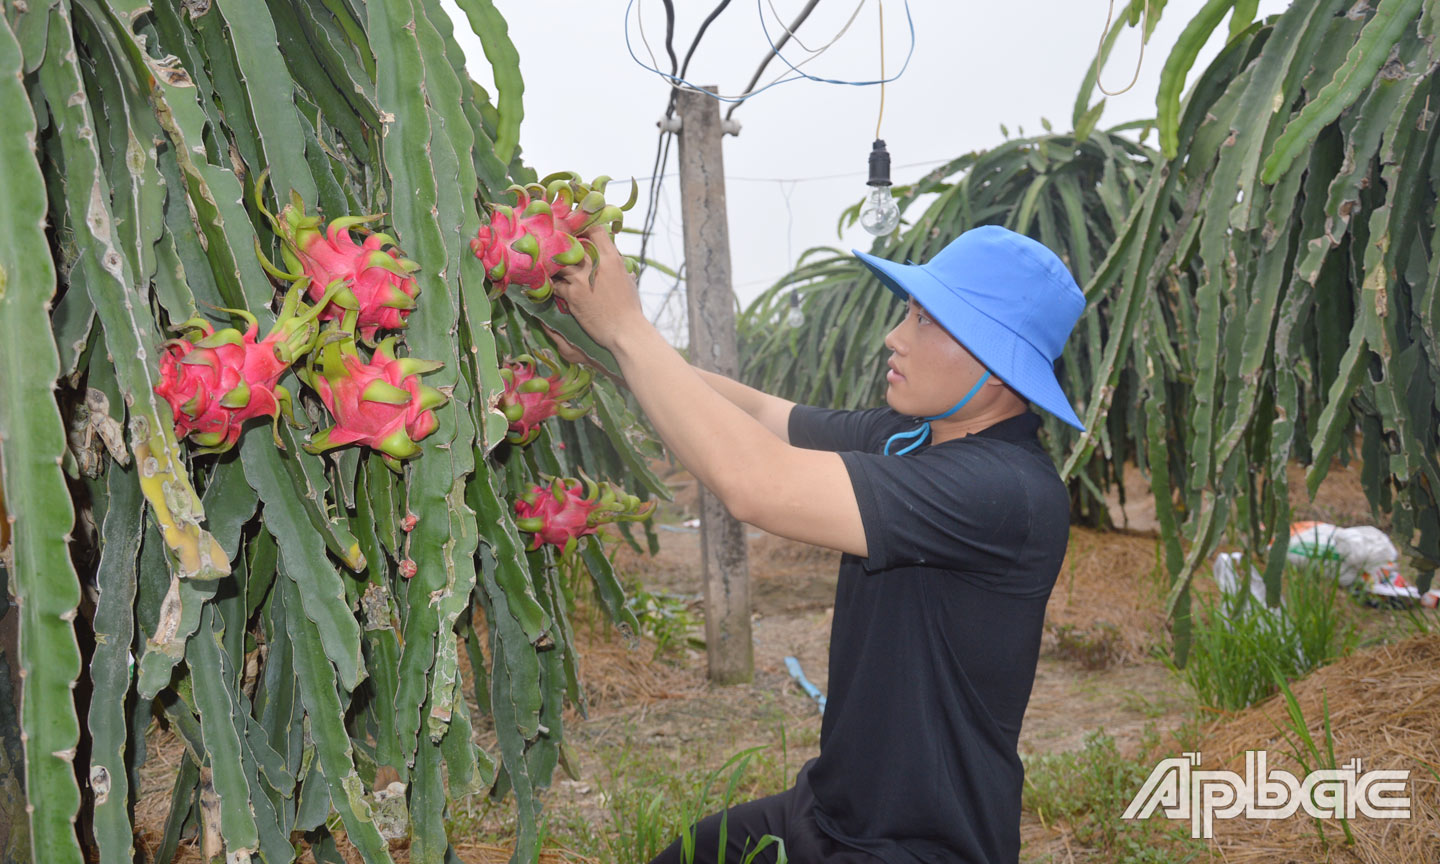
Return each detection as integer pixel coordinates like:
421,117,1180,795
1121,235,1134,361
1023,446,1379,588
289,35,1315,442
649,762,882,864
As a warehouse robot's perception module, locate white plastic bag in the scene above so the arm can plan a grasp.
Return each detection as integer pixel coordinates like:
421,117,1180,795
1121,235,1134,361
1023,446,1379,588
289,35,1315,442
1211,551,1270,608
1212,522,1436,608
1285,521,1398,587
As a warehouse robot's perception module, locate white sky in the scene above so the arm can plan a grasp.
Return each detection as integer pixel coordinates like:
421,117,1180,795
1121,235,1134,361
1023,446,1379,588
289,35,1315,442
443,0,1287,342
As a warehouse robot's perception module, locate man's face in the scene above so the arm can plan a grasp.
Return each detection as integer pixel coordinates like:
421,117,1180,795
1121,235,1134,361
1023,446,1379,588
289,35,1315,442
883,297,991,417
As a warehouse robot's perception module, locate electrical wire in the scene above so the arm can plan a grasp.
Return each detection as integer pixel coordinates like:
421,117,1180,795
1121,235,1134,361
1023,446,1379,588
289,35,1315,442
635,0,736,280
617,156,952,187
636,130,674,280
1095,0,1147,97
661,0,680,78
677,0,735,81
755,0,913,90
622,0,914,105
875,0,885,139
630,0,912,291
738,0,871,111
724,0,822,120
728,156,947,182
765,0,823,52
726,0,870,121
635,2,661,77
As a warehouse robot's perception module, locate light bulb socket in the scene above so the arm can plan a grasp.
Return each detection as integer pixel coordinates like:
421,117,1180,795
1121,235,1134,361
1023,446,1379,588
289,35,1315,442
867,139,892,188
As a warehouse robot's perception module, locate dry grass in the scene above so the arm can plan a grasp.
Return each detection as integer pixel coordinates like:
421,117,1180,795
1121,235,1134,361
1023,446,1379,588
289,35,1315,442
1145,635,1440,864
563,623,707,717
1043,526,1178,666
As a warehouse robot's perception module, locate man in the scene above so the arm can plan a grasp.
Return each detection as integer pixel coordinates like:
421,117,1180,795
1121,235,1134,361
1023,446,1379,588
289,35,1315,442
551,224,1088,864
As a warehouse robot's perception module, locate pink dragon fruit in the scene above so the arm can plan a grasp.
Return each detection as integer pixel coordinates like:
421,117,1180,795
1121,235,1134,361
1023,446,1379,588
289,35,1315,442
155,283,332,453
499,351,593,446
471,172,640,308
254,171,420,343
300,325,448,472
513,473,655,558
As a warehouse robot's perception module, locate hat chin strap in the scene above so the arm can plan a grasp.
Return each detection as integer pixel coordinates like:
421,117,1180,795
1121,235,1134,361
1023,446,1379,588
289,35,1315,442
884,371,991,456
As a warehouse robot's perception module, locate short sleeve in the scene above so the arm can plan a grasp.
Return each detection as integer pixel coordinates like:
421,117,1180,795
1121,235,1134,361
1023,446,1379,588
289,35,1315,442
839,442,1040,590
788,405,903,453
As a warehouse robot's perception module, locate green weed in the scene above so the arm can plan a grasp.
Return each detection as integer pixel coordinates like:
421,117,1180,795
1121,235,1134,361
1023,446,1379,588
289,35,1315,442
1022,727,1207,863
626,586,705,660
552,730,792,864
1266,671,1355,850
1174,561,1357,712
1116,687,1185,720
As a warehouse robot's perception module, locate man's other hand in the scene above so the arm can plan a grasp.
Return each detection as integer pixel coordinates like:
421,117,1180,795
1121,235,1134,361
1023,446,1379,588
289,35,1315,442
551,228,648,352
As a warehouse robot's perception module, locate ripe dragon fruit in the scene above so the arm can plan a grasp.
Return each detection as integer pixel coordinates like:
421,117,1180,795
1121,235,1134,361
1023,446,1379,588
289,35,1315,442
299,322,448,472
513,473,655,558
499,350,593,446
254,170,420,344
154,283,334,454
471,172,641,309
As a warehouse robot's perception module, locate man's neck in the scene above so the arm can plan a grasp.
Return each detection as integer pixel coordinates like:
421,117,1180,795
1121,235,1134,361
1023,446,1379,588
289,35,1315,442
928,400,1028,444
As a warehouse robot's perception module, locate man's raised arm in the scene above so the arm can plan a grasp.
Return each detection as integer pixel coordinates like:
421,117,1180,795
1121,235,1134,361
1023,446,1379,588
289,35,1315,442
691,368,795,443
542,323,796,443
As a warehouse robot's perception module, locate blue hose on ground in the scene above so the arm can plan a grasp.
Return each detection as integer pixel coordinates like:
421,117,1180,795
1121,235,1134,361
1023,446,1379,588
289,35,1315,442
784,656,826,714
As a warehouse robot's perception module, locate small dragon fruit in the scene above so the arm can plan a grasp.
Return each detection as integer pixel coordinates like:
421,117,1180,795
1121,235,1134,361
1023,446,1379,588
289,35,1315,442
471,172,640,308
254,170,420,344
499,350,593,446
513,472,655,558
299,323,448,472
155,283,333,453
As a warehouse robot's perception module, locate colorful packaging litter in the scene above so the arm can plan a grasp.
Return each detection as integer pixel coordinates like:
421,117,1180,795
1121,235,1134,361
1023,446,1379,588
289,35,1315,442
1212,522,1438,609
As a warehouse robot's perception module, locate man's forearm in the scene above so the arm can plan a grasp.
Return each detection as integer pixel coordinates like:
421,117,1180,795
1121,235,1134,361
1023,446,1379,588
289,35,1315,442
691,368,795,442
609,327,785,518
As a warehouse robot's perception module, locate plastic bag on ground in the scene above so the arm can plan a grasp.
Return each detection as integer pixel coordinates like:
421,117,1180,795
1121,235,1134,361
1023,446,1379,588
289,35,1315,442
1210,521,1438,608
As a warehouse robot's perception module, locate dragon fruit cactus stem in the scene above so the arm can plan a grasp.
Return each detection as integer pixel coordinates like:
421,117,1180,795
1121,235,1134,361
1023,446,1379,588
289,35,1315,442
155,281,338,454
513,471,655,559
499,350,593,446
299,313,448,473
471,171,641,309
252,168,421,344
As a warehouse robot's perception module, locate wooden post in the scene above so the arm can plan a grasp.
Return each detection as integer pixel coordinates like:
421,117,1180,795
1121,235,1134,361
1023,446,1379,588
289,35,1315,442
675,86,752,685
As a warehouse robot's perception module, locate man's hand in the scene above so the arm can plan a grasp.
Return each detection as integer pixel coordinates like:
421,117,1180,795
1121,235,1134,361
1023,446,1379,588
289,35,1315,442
551,229,648,352
538,322,629,390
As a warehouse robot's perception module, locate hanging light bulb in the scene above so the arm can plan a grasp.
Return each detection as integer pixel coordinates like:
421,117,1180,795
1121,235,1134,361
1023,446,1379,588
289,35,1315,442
860,139,900,236
786,292,806,329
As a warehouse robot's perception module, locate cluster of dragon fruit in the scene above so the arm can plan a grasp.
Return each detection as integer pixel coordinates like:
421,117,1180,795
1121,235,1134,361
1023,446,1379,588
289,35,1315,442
154,170,652,559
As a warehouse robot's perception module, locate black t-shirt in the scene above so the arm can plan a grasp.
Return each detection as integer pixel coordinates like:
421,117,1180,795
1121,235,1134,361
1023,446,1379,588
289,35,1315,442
787,405,1070,864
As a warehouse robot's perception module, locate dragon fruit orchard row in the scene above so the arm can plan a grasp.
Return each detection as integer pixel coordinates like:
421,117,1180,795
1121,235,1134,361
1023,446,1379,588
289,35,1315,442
154,170,653,555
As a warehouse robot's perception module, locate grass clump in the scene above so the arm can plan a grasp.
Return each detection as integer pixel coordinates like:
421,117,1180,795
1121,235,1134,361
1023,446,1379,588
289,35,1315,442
1174,561,1358,712
1049,620,1123,669
1022,727,1207,863
552,729,793,864
626,585,705,660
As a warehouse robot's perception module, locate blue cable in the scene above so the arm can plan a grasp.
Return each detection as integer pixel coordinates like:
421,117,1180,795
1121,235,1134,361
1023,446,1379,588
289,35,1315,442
757,0,915,88
623,0,915,105
883,371,991,456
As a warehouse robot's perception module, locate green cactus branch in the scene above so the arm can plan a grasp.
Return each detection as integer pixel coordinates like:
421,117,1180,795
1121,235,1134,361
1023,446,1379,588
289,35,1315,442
3,0,670,861
0,14,85,864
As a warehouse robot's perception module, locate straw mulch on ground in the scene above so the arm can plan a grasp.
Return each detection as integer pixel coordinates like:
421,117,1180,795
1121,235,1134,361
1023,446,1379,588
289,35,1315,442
1042,526,1176,666
1154,634,1440,864
563,623,707,717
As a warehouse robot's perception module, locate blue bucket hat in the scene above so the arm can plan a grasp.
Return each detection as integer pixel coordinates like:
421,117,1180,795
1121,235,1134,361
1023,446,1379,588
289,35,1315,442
852,225,1087,431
